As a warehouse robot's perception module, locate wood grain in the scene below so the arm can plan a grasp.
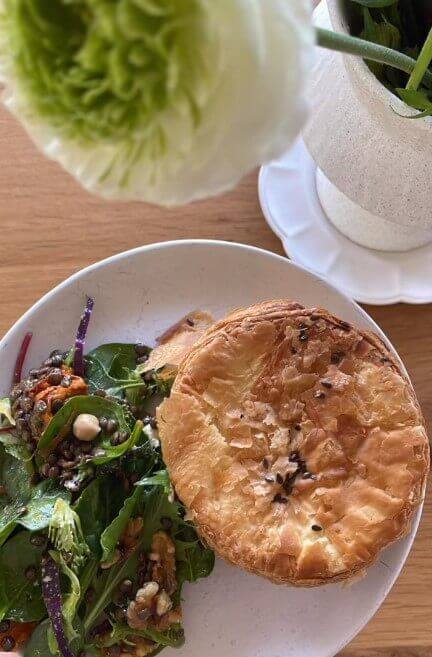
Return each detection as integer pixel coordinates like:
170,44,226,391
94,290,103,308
0,102,430,656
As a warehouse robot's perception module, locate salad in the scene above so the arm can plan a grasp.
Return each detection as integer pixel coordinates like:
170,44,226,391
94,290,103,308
0,299,214,657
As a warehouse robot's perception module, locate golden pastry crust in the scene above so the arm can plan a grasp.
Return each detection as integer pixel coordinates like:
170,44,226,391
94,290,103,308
157,301,430,586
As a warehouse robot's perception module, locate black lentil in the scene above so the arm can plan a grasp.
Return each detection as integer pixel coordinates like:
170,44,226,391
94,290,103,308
48,370,62,386
25,565,37,581
93,389,107,397
30,534,46,547
161,517,173,531
118,579,133,594
105,418,118,434
48,466,61,479
1,636,15,651
52,399,64,414
134,343,150,357
61,375,72,388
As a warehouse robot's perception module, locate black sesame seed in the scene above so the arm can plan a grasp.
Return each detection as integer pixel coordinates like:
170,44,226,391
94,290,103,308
276,473,284,485
273,494,288,504
312,524,322,532
299,330,308,342
52,399,64,414
294,424,301,431
0,620,10,633
264,475,275,483
339,321,351,332
302,472,313,479
93,389,107,398
314,391,326,399
331,351,344,364
186,318,195,326
262,457,270,470
1,635,15,651
321,380,333,389
25,565,38,581
289,451,300,462
381,357,390,364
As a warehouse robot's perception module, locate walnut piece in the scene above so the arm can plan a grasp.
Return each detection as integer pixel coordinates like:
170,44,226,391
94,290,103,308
151,531,177,595
127,582,159,630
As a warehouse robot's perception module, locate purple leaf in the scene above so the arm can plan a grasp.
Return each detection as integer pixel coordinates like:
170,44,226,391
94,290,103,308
41,554,75,657
73,297,94,377
12,332,33,385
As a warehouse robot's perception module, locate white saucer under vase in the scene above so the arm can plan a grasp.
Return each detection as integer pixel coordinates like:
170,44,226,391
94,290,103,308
258,138,432,305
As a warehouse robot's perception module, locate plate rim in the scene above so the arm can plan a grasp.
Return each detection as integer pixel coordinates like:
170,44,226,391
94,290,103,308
258,149,432,306
0,238,424,656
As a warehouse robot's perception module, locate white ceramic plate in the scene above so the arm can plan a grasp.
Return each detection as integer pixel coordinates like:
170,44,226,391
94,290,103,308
0,240,423,657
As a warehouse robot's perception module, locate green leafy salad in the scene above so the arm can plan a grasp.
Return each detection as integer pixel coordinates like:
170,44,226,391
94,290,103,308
0,298,214,657
350,0,432,114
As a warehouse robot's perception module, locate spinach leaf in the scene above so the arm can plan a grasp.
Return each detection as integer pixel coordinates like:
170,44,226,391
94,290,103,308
92,420,143,466
96,622,185,649
74,476,126,554
350,0,398,7
0,531,47,622
23,620,52,657
37,396,131,455
175,539,215,588
0,446,69,546
100,485,145,564
0,398,14,427
85,343,146,397
0,430,30,461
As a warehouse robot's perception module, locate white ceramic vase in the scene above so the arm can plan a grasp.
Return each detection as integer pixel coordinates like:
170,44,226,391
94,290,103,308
304,0,432,252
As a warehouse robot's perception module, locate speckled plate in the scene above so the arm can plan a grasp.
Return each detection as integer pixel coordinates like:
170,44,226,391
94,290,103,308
0,240,424,657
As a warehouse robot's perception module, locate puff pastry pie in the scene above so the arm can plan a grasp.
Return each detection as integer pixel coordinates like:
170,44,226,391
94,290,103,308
158,301,430,586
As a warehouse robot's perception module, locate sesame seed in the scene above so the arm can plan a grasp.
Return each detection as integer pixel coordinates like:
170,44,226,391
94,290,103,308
273,494,288,504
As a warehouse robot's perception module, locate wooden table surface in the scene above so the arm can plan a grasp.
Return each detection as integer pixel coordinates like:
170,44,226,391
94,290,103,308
0,99,431,656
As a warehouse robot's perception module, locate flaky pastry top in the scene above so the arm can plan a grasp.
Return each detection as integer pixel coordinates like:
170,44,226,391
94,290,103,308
158,301,430,586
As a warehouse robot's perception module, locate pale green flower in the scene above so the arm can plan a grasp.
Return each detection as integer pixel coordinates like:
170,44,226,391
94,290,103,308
0,0,313,205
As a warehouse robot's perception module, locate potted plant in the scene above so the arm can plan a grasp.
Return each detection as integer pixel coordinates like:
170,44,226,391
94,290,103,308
304,0,432,251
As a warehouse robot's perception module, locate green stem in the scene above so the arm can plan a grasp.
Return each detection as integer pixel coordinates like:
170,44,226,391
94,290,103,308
316,27,432,89
406,27,432,91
